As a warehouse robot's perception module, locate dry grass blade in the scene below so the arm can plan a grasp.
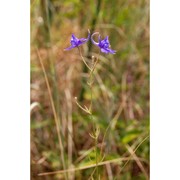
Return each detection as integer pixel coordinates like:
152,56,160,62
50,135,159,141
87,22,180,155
125,144,149,180
65,88,74,180
38,157,130,176
36,48,67,179
120,135,149,175
106,163,113,180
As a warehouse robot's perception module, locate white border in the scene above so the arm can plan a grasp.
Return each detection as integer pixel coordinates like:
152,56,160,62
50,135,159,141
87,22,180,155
1,0,180,179
151,0,180,179
0,0,30,179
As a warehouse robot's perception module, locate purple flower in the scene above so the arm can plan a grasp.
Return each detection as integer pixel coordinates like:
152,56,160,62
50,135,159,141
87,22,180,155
64,30,90,51
91,32,116,54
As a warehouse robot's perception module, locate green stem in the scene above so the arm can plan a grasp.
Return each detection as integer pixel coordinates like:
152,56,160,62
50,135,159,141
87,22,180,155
95,131,99,180
78,47,92,71
78,48,101,179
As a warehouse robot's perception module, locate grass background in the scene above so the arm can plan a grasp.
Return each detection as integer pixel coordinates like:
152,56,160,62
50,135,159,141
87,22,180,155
31,0,149,179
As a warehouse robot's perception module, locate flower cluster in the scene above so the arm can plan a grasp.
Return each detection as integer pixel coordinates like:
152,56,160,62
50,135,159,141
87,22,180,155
64,30,116,54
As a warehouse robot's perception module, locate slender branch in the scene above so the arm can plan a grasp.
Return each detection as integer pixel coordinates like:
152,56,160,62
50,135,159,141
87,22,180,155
77,47,92,71
75,97,92,114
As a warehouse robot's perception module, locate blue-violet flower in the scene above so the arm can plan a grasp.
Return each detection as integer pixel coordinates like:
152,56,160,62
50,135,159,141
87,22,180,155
91,32,116,54
64,30,90,51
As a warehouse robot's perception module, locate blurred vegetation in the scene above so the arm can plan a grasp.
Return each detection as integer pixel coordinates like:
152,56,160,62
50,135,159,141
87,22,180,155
31,0,149,179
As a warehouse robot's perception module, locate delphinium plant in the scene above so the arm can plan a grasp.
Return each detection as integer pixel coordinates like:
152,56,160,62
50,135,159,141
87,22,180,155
64,30,116,179
37,29,149,179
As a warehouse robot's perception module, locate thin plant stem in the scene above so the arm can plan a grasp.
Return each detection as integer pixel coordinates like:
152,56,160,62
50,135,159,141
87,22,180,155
88,51,100,111
100,121,111,158
92,50,100,73
88,57,94,112
89,53,100,180
95,135,99,179
75,97,91,114
36,49,68,180
77,48,101,179
77,47,92,71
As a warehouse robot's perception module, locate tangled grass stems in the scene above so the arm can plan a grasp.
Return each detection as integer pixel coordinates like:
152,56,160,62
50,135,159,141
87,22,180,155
120,135,150,177
125,144,149,180
38,135,149,177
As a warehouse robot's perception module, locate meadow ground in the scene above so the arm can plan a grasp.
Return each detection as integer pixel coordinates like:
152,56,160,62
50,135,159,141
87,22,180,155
31,0,149,179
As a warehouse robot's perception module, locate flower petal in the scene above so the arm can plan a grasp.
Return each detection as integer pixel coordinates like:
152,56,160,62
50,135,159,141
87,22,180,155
100,48,109,54
71,34,78,41
100,47,116,54
106,48,116,54
64,45,76,51
71,40,77,46
105,36,109,44
78,30,91,45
